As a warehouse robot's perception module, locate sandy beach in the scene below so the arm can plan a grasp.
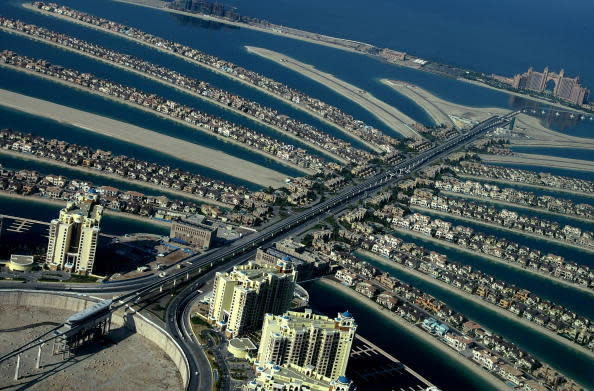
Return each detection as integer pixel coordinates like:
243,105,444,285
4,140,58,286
410,205,594,254
380,79,594,152
246,46,421,140
381,79,454,127
0,192,171,228
320,278,509,390
385,226,594,295
457,174,594,200
0,149,231,208
358,249,594,362
441,190,594,224
410,205,594,255
111,0,594,121
25,3,381,154
510,114,594,149
0,87,291,187
0,26,347,165
381,78,508,126
0,61,313,176
480,153,594,173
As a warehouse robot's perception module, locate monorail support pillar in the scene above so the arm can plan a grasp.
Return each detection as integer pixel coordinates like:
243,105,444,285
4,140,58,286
36,343,44,369
14,353,21,381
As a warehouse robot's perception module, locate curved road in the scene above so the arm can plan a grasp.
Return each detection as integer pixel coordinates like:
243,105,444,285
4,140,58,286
0,114,514,391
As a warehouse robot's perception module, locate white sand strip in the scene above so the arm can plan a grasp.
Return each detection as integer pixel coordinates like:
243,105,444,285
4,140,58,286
25,3,381,154
480,153,594,173
245,46,421,139
0,88,288,187
381,79,454,127
0,25,347,164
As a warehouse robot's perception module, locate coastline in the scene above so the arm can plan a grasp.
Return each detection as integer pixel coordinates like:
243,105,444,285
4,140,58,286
386,226,594,295
0,25,348,164
0,149,231,209
457,174,594,200
319,278,509,390
24,3,381,153
0,87,290,189
440,190,594,225
480,153,594,173
410,205,594,255
245,46,421,140
0,192,170,228
0,61,313,177
357,249,594,362
109,0,594,118
380,79,454,127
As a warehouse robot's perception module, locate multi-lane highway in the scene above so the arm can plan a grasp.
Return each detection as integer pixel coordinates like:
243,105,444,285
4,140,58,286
0,113,514,389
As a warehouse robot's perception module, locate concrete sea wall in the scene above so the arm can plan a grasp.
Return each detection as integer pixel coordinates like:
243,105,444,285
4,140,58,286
0,290,189,388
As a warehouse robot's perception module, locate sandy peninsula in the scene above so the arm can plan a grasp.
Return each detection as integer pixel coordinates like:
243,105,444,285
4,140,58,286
480,153,594,173
246,46,421,140
112,0,594,121
320,278,509,390
381,79,594,152
410,205,594,255
0,60,312,176
358,250,594,361
0,25,347,165
24,3,382,154
384,226,594,295
457,174,594,200
381,79,455,127
0,88,289,188
0,149,230,208
441,190,594,224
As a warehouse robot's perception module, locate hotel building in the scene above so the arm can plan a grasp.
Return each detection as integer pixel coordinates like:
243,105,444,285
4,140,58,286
208,260,297,337
244,362,353,391
257,309,357,381
45,190,103,274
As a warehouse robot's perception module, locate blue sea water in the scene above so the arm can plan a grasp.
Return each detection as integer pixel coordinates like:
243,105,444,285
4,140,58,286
0,0,593,387
417,208,594,269
0,106,260,189
359,254,594,389
388,230,594,320
511,146,594,163
0,194,169,236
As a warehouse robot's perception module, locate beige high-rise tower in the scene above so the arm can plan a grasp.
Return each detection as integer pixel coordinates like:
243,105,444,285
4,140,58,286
208,260,297,337
257,309,357,381
46,190,103,275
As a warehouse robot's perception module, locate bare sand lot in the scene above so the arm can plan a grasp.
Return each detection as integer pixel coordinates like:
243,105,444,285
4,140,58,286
381,79,594,151
0,305,182,391
246,46,421,140
0,89,288,187
381,78,507,126
381,80,455,127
